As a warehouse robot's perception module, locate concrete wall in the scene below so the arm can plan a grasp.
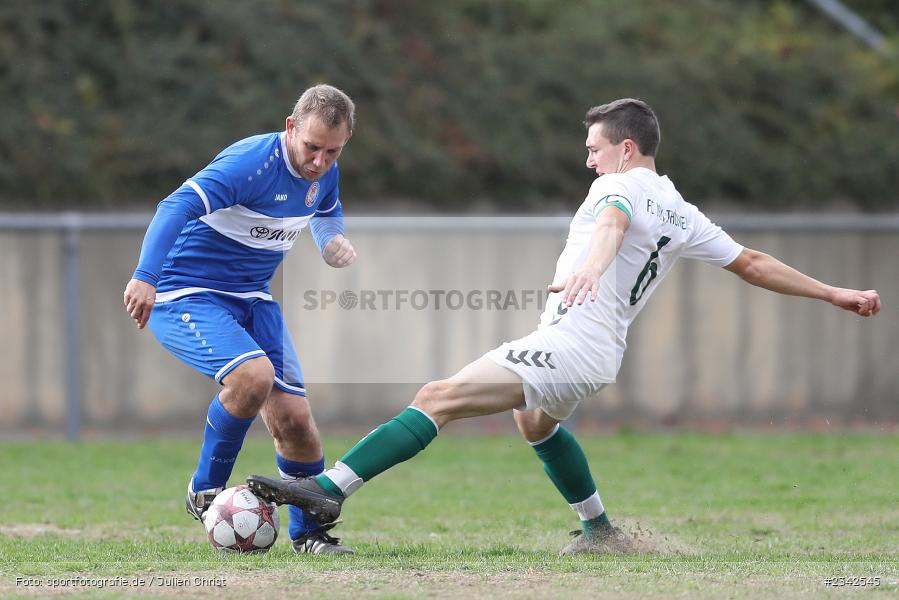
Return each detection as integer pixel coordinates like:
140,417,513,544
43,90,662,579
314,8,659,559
0,216,895,435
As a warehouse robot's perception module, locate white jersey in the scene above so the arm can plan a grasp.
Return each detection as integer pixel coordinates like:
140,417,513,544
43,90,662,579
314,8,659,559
542,167,743,371
486,167,742,420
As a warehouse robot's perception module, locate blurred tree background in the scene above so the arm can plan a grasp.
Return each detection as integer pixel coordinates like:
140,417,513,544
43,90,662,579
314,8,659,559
1,0,897,211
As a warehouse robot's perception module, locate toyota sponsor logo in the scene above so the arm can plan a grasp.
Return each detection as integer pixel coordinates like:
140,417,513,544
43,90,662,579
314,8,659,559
249,225,300,242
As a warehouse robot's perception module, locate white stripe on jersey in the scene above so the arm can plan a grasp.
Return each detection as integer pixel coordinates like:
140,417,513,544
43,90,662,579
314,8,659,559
316,199,341,214
155,287,273,304
199,205,312,251
278,132,302,178
184,179,212,215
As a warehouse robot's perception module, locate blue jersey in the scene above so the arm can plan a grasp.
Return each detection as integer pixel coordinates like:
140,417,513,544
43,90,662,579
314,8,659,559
133,132,344,300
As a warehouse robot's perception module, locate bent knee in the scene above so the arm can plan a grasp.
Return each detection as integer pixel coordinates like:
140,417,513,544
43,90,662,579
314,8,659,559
411,380,455,416
224,357,275,405
268,399,316,443
514,410,559,444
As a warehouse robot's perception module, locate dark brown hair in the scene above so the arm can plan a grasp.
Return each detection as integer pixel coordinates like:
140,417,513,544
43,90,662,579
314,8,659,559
584,98,660,157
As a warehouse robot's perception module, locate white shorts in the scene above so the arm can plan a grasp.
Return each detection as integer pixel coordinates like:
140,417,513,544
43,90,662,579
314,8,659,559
483,324,615,421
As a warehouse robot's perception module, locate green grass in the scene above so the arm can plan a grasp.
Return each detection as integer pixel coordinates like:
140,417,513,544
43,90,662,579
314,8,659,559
1,432,897,598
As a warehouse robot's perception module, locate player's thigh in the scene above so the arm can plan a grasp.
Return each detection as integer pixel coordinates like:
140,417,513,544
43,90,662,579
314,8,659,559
414,356,526,423
483,327,608,421
148,294,265,383
245,300,306,397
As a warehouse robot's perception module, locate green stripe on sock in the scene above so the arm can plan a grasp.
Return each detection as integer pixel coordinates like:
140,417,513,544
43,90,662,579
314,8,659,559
340,407,438,482
532,426,596,504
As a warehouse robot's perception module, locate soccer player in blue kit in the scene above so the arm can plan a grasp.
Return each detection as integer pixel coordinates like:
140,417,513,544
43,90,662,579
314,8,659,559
123,84,357,554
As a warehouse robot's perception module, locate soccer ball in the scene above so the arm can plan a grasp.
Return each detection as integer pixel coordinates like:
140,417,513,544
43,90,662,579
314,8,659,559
203,485,279,553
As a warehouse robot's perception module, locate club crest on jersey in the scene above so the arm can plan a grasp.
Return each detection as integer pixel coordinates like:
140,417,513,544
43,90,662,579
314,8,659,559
305,182,320,207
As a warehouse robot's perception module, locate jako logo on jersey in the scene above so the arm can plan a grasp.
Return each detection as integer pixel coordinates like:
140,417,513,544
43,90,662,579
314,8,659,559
305,181,320,207
250,226,301,242
274,193,288,202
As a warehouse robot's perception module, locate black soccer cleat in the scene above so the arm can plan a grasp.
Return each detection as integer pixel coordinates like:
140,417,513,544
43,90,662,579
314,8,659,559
246,475,343,524
292,521,354,555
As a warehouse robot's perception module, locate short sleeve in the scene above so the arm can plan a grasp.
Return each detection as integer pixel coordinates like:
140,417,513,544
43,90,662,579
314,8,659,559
681,207,743,267
586,177,634,221
184,155,244,215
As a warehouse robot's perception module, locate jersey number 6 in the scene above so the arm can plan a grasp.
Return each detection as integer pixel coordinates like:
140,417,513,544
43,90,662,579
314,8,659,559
629,236,671,306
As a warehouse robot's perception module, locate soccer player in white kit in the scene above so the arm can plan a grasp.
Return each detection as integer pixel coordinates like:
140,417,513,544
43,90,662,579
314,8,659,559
248,99,881,555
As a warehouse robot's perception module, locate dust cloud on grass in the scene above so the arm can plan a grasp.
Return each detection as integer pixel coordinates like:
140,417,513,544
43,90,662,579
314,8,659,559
615,519,695,555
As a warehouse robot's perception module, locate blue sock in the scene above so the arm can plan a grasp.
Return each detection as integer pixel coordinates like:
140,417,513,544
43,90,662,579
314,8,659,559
276,453,326,540
191,394,255,491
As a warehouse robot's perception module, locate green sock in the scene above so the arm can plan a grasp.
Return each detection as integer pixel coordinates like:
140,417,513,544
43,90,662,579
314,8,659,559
532,426,613,534
582,512,613,536
314,473,344,497
532,426,597,503
316,407,438,495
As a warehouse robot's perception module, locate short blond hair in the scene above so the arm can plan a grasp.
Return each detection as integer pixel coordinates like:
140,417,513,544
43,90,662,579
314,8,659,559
292,84,355,132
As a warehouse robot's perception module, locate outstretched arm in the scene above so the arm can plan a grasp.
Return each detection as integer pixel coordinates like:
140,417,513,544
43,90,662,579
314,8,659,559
548,206,631,306
724,248,881,317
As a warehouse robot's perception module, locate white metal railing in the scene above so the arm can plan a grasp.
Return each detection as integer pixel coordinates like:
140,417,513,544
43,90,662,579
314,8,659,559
3,212,899,231
2,212,897,439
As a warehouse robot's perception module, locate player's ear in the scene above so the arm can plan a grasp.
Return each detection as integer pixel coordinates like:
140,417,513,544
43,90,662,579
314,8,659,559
624,139,636,160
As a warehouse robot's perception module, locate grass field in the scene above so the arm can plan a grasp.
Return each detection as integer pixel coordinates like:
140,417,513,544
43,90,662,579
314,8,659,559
1,432,896,599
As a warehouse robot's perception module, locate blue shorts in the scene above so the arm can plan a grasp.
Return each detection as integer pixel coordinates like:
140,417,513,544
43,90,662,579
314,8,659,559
148,292,305,396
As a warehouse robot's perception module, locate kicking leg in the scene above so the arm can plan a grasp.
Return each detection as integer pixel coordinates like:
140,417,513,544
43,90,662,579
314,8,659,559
248,357,525,520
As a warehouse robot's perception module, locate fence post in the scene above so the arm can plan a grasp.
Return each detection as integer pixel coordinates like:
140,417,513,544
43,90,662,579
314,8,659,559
63,213,82,441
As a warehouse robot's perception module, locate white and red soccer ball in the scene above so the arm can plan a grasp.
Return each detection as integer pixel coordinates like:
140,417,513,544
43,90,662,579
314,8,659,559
203,485,279,553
